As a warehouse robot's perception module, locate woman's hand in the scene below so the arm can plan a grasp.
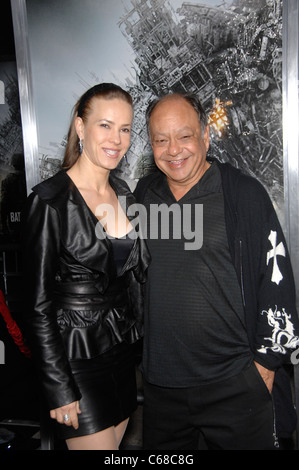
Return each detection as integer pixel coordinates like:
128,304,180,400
50,400,81,429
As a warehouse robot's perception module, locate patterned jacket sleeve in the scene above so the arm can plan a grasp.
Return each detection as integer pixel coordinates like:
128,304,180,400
249,183,299,370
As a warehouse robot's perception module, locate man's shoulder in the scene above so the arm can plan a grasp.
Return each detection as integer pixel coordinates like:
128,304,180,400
215,160,273,218
216,160,269,198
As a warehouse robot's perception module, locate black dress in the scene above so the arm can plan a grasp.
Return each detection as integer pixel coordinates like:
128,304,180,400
56,234,137,440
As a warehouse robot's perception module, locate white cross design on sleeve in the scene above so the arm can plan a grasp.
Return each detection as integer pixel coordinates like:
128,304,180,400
266,230,286,285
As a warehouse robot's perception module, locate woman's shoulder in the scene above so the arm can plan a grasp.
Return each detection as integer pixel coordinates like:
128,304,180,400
31,170,71,203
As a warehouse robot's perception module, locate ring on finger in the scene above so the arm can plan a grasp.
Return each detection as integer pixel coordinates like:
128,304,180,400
63,414,70,422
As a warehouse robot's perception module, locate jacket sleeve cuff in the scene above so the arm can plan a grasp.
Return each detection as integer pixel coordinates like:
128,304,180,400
253,351,285,372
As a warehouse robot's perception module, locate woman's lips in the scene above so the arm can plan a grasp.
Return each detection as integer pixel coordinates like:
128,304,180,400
103,148,121,159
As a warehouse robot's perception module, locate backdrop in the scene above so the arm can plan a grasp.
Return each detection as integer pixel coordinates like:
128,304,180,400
13,0,286,216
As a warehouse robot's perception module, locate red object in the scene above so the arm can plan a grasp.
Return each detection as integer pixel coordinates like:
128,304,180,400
0,289,31,358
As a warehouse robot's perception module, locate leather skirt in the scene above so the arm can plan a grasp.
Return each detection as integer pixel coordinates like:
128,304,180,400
55,341,138,440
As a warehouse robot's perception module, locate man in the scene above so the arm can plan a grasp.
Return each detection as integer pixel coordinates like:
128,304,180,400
134,92,299,450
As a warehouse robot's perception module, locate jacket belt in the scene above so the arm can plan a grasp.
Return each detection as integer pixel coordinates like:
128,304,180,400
53,278,129,310
55,277,127,295
55,281,101,295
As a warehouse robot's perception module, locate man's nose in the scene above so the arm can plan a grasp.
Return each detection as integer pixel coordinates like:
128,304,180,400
167,138,181,156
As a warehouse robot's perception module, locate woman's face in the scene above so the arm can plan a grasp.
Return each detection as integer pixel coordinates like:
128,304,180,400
76,97,133,171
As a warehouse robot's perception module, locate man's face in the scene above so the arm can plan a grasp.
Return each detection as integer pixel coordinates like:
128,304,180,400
149,96,210,189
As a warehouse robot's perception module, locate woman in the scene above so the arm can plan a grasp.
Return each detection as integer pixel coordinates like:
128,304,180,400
22,83,150,450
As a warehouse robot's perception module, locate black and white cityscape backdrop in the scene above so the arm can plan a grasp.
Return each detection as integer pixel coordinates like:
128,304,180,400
24,0,284,215
0,62,26,242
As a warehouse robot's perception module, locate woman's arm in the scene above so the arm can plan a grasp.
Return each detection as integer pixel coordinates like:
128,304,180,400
22,193,81,411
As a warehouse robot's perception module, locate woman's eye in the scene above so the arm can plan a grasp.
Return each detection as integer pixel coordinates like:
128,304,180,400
122,128,131,133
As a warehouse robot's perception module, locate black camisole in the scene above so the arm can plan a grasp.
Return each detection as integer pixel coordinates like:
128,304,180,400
108,232,135,276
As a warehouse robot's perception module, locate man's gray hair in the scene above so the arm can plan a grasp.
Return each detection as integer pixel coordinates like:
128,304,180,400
145,92,208,139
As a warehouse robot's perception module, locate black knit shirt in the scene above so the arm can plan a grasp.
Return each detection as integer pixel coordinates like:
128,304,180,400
141,163,252,387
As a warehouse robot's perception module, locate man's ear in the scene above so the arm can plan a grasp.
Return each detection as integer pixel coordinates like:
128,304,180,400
203,125,210,152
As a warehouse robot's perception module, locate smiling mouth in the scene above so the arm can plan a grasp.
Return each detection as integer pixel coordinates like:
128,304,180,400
168,157,188,166
103,149,121,158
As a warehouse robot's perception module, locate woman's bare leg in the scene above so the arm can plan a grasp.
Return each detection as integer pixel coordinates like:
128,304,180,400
66,418,129,450
115,417,129,447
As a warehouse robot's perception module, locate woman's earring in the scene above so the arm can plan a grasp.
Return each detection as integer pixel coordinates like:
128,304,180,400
79,138,83,154
124,154,129,167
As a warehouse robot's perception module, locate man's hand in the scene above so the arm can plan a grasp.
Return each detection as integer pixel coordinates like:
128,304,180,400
254,361,275,393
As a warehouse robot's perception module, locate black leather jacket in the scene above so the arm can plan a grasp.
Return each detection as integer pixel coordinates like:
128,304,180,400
22,170,150,410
